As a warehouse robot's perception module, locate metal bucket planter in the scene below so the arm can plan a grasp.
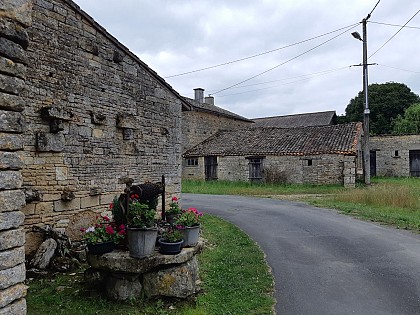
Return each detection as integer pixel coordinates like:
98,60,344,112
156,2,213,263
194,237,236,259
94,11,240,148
127,227,158,258
158,238,183,255
180,225,200,248
165,213,179,225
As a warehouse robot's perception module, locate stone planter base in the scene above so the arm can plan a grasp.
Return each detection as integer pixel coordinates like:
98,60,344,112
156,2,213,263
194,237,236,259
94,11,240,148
85,240,203,300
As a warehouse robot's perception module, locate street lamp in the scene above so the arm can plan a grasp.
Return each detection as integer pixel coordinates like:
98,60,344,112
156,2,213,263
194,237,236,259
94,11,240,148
352,16,371,185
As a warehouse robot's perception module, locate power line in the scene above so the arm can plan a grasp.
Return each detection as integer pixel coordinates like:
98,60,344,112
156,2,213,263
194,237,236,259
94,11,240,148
370,21,420,30
164,23,359,79
211,23,359,95
208,66,350,92
377,64,420,74
369,9,420,59
369,0,381,16
216,67,349,98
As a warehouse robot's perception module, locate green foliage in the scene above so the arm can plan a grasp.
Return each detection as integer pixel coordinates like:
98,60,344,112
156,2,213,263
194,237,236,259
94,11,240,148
182,179,343,196
81,216,125,245
176,208,203,227
392,103,420,135
345,82,420,135
166,196,182,215
161,227,183,243
127,201,156,228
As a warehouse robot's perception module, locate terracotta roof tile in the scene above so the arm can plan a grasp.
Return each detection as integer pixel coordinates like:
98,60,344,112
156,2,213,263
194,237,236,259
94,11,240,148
183,122,362,157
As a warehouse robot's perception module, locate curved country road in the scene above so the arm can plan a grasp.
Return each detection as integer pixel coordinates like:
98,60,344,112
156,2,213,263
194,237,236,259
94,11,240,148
183,193,420,315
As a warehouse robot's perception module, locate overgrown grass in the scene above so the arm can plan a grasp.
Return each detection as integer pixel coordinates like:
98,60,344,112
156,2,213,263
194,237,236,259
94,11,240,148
27,215,275,315
183,177,420,232
182,179,343,196
310,177,420,231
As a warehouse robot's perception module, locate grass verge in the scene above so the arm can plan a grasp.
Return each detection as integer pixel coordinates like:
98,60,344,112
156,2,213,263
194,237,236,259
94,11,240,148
27,215,275,315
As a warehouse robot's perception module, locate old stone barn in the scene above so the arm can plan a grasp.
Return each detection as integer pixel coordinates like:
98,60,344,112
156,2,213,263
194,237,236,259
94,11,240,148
183,122,363,188
1,0,190,312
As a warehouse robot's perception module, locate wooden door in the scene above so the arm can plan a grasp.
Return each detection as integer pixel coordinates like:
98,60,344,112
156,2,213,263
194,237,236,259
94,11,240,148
204,156,218,180
409,150,420,177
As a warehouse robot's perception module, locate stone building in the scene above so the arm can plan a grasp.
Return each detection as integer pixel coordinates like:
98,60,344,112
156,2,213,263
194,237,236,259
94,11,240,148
183,122,363,187
181,88,253,152
370,135,420,177
253,110,337,127
1,1,31,313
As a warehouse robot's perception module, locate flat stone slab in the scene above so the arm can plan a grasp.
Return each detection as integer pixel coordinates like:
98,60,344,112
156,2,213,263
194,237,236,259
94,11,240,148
87,240,203,274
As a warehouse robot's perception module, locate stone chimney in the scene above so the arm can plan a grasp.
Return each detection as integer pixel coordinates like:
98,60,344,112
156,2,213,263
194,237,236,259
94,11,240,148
205,96,214,105
194,88,204,103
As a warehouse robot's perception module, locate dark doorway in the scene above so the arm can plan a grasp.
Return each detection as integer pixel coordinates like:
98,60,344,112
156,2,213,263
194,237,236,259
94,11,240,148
204,156,218,180
248,157,263,182
370,150,377,177
409,150,420,177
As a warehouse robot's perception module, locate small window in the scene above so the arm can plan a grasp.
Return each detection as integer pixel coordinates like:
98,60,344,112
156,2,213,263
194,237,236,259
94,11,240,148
308,159,313,166
395,150,399,157
186,158,198,166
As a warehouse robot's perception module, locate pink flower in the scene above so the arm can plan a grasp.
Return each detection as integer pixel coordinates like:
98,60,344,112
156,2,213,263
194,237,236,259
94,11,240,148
103,215,110,222
172,196,178,201
109,203,114,209
105,225,115,235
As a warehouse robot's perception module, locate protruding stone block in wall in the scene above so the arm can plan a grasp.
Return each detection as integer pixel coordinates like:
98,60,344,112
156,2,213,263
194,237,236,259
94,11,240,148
116,114,138,129
113,49,124,63
0,263,25,290
0,18,30,49
40,106,72,121
36,132,64,152
0,38,28,65
0,0,32,27
90,112,106,125
0,171,22,190
0,284,27,309
0,110,24,133
0,228,25,251
0,190,25,213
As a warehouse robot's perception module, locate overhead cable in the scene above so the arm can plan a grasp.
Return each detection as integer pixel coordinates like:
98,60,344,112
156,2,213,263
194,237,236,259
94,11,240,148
370,21,420,30
211,23,359,95
369,9,420,59
164,23,359,78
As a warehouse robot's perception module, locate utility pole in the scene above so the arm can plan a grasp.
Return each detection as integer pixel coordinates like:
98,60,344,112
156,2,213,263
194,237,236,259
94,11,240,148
362,16,371,185
352,14,371,185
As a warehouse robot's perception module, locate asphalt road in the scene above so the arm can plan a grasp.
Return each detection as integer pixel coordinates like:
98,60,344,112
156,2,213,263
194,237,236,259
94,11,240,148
183,193,420,315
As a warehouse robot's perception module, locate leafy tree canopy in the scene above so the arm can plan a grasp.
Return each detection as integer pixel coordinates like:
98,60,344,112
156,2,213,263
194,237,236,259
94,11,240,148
392,103,420,135
344,82,420,135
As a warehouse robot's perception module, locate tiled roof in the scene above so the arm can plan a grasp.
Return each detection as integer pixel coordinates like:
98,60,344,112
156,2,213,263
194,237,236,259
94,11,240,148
253,111,336,127
184,97,253,122
183,122,362,157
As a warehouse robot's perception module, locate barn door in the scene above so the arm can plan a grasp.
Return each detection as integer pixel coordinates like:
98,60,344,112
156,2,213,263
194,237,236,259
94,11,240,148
370,150,377,177
205,156,218,180
409,150,420,177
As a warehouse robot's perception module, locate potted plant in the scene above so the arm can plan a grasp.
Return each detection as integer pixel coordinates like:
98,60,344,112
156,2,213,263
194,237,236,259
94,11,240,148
165,196,182,225
158,227,184,255
81,215,126,255
126,193,158,258
176,207,203,247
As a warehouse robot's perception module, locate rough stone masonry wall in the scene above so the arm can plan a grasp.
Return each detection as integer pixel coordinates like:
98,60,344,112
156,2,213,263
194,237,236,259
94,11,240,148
182,110,252,153
371,135,420,177
0,0,31,313
21,0,183,237
215,154,356,186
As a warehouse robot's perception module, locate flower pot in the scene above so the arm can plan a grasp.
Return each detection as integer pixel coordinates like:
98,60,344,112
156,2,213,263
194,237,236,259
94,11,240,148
87,241,116,255
180,225,200,247
127,227,158,258
158,238,183,255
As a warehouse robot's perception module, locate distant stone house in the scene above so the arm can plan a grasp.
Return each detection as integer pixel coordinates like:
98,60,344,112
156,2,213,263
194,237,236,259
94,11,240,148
183,122,363,187
20,0,190,243
370,135,420,177
253,110,337,127
181,88,253,152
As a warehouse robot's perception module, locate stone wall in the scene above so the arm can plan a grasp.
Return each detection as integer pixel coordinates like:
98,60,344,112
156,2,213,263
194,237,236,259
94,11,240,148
182,109,252,153
20,0,184,235
371,135,420,177
0,0,31,313
184,154,357,186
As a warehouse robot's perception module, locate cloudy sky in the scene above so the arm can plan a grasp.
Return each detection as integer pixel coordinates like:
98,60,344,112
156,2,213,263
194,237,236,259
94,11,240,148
73,0,419,119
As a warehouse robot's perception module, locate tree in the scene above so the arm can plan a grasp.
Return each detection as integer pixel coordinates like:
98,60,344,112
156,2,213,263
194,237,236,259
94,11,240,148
345,82,420,135
392,103,420,135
